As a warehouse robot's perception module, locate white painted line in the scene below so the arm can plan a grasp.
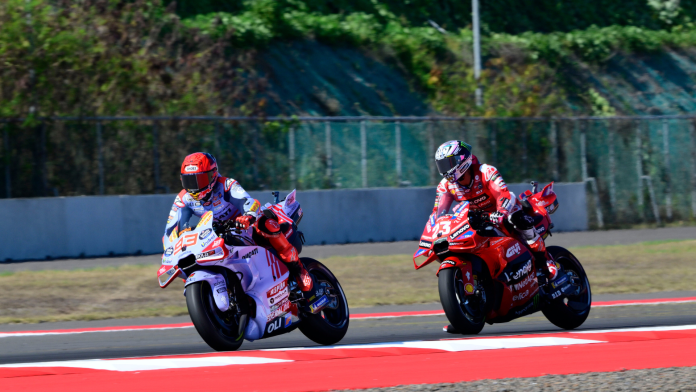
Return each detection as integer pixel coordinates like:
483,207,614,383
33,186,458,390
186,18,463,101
263,336,603,352
0,325,194,339
574,324,696,334
0,357,291,372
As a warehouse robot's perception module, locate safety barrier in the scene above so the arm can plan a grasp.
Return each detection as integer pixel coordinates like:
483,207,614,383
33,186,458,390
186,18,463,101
0,183,586,261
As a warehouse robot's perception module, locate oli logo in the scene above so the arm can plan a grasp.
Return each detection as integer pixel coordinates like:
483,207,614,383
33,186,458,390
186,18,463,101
267,318,283,334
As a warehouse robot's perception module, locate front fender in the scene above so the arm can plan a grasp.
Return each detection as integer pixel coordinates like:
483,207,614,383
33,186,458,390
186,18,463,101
184,269,230,312
437,257,475,295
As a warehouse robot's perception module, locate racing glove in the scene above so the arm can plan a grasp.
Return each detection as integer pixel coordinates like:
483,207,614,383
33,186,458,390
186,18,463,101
235,214,256,230
489,211,505,225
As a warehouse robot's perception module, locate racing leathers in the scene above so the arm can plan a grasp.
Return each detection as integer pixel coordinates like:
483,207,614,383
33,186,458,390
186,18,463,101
164,176,319,306
165,176,260,238
433,156,557,280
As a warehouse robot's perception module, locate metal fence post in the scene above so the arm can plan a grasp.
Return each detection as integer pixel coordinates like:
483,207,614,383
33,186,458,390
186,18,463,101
521,121,528,178
289,125,296,190
395,121,402,186
691,120,696,219
550,120,558,182
608,122,616,211
3,124,10,198
361,120,367,188
39,121,47,196
580,120,588,182
325,121,332,186
490,121,497,166
152,122,162,193
428,120,435,185
96,122,105,195
663,119,672,221
636,123,644,209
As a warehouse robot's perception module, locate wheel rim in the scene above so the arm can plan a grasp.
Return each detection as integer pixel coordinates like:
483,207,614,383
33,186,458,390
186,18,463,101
556,256,591,315
311,269,348,329
453,268,486,323
201,283,245,341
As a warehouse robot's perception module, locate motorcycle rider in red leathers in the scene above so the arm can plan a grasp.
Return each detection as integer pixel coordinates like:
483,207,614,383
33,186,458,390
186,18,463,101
433,141,558,283
165,152,323,312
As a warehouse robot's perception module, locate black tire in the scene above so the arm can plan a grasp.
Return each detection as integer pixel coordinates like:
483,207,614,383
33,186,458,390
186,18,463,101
298,258,349,345
438,267,486,334
542,246,592,330
186,278,248,351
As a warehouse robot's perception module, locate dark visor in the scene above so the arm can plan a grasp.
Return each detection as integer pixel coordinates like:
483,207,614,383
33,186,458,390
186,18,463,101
181,171,215,192
436,155,462,175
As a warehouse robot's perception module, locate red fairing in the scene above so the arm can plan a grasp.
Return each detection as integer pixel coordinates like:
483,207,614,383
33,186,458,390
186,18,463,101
415,179,554,323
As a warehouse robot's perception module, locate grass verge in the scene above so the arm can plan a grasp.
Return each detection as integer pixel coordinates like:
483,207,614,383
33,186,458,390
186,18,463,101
1,240,695,324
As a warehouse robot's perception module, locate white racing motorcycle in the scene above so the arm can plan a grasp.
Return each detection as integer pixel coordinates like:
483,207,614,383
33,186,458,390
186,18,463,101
157,190,349,351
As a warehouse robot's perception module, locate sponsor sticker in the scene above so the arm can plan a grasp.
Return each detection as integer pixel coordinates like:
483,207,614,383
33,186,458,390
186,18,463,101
266,317,283,334
267,280,289,306
506,243,522,258
164,247,173,257
199,211,213,227
267,300,291,322
196,249,218,259
500,197,510,209
512,273,534,291
419,240,432,248
506,260,532,282
551,274,569,289
309,295,330,313
464,283,475,294
185,165,198,172
241,248,258,259
449,224,471,240
284,313,292,328
199,228,212,240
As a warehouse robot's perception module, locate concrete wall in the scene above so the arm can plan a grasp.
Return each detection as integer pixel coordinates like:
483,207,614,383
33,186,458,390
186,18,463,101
0,183,587,261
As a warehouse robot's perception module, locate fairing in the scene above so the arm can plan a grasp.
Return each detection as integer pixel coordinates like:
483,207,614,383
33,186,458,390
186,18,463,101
158,190,302,342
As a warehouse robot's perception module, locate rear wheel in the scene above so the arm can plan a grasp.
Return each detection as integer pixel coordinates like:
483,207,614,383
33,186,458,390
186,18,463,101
542,246,592,330
438,266,486,334
298,258,349,345
186,277,248,351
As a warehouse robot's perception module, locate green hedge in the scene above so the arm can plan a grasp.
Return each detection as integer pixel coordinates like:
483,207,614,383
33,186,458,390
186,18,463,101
170,0,696,34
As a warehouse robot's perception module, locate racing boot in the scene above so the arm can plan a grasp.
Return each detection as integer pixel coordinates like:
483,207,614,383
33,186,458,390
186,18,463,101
255,214,327,314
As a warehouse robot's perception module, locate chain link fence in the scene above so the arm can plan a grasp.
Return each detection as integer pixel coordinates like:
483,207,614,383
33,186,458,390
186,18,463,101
1,116,695,228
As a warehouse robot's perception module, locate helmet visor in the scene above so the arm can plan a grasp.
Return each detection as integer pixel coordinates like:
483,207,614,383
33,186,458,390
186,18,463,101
436,155,463,176
181,170,215,193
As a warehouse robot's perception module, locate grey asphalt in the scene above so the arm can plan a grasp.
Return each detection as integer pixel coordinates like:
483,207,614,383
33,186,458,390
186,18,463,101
0,294,695,365
1,226,694,272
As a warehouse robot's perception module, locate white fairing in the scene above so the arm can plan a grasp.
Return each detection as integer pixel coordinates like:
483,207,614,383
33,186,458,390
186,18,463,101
159,190,301,342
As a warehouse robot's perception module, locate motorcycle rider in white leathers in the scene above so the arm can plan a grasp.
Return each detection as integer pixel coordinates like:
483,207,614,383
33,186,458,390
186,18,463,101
165,152,321,311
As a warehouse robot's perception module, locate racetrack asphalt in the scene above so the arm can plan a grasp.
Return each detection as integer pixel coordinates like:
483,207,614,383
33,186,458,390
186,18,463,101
1,226,694,372
1,293,695,365
1,226,694,272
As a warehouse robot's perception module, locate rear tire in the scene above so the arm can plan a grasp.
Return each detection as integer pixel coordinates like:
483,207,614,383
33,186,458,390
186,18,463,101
438,267,486,334
186,279,247,351
298,258,349,345
542,246,592,330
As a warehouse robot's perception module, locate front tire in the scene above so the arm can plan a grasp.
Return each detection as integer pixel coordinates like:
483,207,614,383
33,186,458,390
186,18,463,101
438,267,486,334
542,246,592,330
186,279,248,351
298,258,349,345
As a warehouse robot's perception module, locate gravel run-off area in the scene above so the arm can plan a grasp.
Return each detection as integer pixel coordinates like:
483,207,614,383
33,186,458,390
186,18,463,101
345,367,696,391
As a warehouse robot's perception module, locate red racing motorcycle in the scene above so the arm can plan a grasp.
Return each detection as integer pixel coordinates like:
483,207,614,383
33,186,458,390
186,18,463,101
414,182,591,334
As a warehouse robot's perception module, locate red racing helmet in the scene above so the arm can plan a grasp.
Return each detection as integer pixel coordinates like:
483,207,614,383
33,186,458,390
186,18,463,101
180,152,218,202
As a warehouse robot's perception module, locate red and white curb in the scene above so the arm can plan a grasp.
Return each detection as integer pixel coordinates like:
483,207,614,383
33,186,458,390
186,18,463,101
2,324,696,391
1,296,694,339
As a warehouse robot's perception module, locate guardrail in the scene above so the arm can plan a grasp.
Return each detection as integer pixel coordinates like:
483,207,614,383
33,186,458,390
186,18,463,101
0,183,586,262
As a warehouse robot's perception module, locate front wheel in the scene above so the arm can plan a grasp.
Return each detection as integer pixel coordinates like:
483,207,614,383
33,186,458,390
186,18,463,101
186,278,248,351
542,246,592,330
438,267,486,334
298,258,349,345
